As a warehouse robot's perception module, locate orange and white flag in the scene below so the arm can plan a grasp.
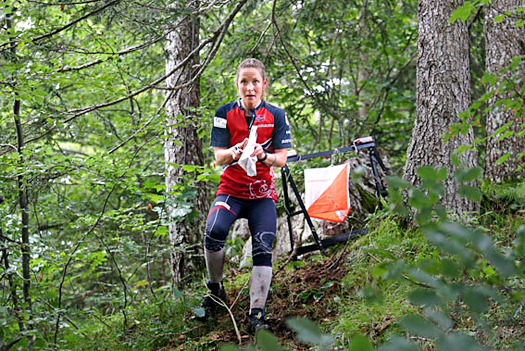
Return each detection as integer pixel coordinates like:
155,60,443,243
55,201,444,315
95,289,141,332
304,164,351,223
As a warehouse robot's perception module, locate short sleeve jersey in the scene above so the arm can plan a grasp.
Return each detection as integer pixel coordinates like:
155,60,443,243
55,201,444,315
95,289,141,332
211,100,292,201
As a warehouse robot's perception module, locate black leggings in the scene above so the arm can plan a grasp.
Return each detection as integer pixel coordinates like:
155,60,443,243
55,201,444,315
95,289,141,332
204,194,276,266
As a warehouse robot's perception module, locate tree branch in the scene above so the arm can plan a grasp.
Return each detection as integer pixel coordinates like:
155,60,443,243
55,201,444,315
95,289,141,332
26,0,104,5
31,0,120,43
53,183,116,345
271,0,342,142
106,0,248,154
55,34,165,73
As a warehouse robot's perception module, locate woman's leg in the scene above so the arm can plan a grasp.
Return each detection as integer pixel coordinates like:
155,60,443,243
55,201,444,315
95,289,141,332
204,195,240,284
246,198,276,312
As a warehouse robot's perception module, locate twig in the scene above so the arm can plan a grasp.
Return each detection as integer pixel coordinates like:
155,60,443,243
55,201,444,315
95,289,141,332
273,239,299,278
24,0,248,147
327,225,355,270
55,35,165,73
41,298,93,340
208,294,242,345
53,184,117,345
229,276,250,309
83,309,111,329
0,144,17,151
30,0,120,43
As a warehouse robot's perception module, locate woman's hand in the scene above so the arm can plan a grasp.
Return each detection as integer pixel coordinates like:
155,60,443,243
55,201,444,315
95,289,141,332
214,138,248,165
251,143,267,161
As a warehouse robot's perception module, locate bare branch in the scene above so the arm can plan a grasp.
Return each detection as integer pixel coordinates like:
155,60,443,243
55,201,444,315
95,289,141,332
31,0,120,43
108,0,246,153
53,183,117,345
0,144,17,151
26,0,104,5
271,0,341,127
55,35,165,73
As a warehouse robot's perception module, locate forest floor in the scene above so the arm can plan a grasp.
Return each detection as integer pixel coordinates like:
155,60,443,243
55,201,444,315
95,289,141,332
168,250,356,350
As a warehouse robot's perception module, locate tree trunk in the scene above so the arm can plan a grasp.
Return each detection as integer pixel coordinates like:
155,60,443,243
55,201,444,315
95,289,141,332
484,0,525,182
164,0,207,286
403,0,477,214
7,7,32,325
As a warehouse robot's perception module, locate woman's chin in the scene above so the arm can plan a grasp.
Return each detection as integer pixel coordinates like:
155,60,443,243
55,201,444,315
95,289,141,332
244,97,260,109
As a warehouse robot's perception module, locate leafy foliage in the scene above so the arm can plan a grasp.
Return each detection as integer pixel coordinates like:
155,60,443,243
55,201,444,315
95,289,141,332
1,0,524,349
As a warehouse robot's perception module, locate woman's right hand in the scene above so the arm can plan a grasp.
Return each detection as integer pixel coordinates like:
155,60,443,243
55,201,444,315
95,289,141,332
230,138,248,161
214,138,249,165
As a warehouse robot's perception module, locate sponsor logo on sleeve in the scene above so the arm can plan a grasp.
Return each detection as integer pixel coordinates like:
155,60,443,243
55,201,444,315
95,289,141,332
214,117,227,129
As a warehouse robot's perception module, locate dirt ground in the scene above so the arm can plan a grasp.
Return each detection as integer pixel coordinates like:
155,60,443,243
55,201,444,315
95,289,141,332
214,251,350,348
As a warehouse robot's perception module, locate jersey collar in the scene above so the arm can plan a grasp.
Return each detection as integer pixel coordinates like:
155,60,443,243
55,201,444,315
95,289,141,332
237,99,265,113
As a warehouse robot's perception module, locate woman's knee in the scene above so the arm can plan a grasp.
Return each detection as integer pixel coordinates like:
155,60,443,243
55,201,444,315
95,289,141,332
252,231,275,266
204,224,230,251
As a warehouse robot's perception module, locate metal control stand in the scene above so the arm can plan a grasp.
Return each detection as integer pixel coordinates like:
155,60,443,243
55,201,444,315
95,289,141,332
282,137,387,256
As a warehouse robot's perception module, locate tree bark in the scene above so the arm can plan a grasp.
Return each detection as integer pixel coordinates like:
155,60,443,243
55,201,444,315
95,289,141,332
164,0,207,286
403,0,478,214
484,0,525,182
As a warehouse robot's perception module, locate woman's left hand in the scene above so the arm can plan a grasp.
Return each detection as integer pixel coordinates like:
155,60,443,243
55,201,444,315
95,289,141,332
251,143,266,160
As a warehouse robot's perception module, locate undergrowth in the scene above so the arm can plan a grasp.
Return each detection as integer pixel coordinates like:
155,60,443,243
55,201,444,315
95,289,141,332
43,178,525,350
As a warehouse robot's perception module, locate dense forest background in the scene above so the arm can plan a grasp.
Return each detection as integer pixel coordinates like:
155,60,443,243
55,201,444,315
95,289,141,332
1,0,524,350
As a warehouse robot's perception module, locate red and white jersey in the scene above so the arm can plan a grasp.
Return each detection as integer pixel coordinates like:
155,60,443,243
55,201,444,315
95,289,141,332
211,100,292,200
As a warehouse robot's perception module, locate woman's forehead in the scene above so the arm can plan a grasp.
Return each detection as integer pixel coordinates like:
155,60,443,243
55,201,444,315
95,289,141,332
238,67,264,79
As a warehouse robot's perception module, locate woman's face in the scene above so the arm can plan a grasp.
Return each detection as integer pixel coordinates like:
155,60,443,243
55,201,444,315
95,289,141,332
236,67,267,110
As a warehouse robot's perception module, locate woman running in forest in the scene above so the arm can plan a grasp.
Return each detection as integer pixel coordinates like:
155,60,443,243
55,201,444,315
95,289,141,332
200,58,291,334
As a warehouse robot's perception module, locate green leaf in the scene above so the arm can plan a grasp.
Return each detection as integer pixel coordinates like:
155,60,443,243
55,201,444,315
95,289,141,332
417,166,438,181
350,333,373,351
495,153,510,165
513,225,525,257
408,189,428,210
358,286,384,306
449,1,476,23
256,329,283,350
400,315,443,338
387,176,410,189
423,308,454,330
285,317,334,346
408,288,443,307
415,208,433,225
435,204,448,220
192,307,205,318
219,344,239,351
457,185,482,201
437,167,448,181
172,287,184,299
462,287,491,314
440,258,461,278
437,331,487,351
378,337,419,351
455,167,483,182
351,166,366,182
484,250,516,277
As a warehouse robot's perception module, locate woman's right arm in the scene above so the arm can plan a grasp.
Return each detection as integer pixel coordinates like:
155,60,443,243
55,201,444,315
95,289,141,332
214,138,248,166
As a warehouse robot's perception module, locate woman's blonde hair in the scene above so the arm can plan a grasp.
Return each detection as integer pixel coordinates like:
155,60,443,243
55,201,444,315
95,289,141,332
235,58,266,83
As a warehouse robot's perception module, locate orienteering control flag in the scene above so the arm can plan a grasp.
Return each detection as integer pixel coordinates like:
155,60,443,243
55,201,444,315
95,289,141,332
304,163,351,223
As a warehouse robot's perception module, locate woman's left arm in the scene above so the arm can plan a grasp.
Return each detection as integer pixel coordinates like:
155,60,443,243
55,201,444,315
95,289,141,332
251,147,288,168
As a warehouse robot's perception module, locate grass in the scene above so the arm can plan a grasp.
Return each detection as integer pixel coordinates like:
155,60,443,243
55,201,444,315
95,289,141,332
50,180,525,350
